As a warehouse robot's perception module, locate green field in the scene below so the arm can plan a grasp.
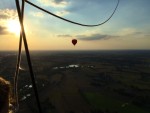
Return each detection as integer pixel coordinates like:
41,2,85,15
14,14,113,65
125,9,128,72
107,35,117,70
84,92,149,113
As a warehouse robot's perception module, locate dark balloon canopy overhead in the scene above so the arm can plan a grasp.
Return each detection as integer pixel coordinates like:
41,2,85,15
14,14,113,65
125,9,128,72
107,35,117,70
72,39,77,46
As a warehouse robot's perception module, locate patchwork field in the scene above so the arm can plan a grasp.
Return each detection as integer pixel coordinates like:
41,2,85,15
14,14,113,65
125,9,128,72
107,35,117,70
0,50,150,113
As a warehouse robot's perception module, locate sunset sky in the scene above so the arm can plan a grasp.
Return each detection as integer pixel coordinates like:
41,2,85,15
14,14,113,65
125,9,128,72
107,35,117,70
0,0,150,50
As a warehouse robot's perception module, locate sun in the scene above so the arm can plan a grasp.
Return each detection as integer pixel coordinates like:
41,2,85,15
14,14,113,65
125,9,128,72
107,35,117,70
7,19,21,36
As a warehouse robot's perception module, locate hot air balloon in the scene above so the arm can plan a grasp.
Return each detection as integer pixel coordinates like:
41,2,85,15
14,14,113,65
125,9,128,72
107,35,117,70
72,39,77,46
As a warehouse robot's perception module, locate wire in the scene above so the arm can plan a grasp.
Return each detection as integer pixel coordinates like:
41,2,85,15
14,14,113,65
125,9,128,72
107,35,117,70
25,0,120,27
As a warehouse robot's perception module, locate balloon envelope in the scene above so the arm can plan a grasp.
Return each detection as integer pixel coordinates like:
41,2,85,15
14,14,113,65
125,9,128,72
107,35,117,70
72,39,77,46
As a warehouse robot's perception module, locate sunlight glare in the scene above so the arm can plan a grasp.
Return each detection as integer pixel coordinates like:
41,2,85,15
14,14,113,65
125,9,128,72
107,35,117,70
7,19,21,36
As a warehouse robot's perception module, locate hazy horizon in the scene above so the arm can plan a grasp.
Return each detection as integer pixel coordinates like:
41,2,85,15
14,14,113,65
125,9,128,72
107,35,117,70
0,49,150,52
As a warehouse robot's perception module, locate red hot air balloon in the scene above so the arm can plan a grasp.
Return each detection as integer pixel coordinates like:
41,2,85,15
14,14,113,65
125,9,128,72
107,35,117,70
72,39,77,46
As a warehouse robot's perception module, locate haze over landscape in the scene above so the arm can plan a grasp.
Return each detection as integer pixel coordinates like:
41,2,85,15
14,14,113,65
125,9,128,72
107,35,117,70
0,0,150,50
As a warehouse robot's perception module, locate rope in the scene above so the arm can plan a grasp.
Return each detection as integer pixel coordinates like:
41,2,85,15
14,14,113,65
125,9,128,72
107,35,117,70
25,0,120,27
14,0,24,112
15,0,42,113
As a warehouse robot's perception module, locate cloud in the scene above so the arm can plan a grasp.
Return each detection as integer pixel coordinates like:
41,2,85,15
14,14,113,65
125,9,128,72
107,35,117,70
58,33,117,41
0,26,8,35
54,0,66,4
58,34,72,37
55,10,69,16
0,9,17,19
133,31,143,35
117,28,146,37
117,28,150,39
77,34,118,41
37,0,69,7
30,12,44,18
144,34,150,37
0,9,18,35
132,32,150,39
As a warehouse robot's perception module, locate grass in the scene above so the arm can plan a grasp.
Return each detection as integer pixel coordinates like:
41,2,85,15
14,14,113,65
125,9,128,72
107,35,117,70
84,92,149,113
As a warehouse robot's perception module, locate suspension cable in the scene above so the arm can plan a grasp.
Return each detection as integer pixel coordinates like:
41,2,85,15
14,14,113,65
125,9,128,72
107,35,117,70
25,0,120,27
15,0,42,113
14,0,24,112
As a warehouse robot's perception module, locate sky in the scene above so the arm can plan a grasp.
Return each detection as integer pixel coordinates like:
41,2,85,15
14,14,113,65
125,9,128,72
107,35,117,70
0,0,150,50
